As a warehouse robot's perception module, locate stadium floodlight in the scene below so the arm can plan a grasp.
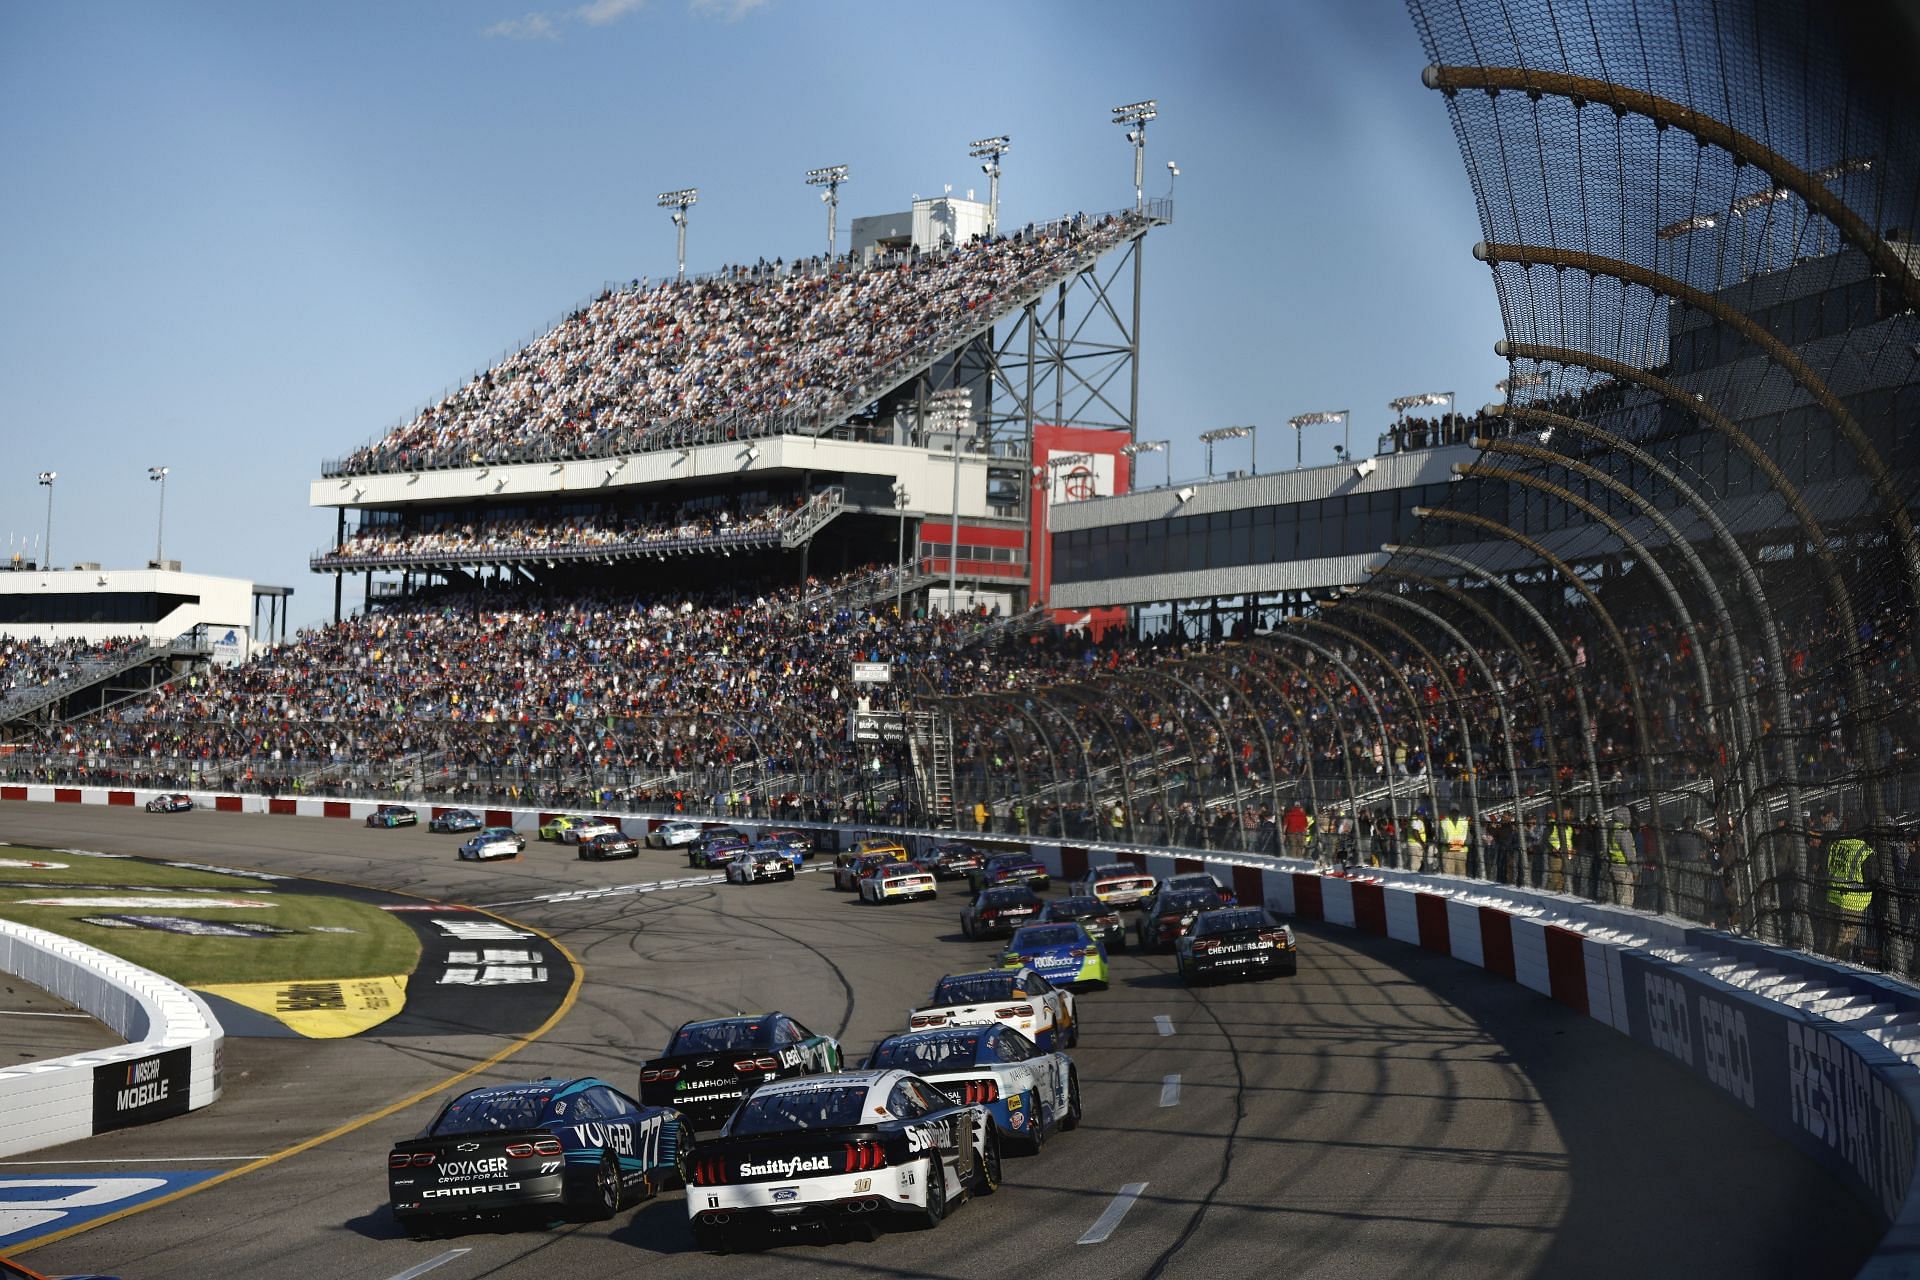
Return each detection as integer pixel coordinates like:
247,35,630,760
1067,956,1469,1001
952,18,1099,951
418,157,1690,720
1175,485,1196,504
1165,159,1180,200
147,465,170,566
656,188,699,281
1121,438,1170,488
1388,390,1454,419
1287,411,1349,469
1355,456,1378,480
804,165,849,259
1494,370,1548,398
1111,99,1158,213
36,471,56,571
1199,425,1255,477
968,137,1010,236
1658,157,1872,241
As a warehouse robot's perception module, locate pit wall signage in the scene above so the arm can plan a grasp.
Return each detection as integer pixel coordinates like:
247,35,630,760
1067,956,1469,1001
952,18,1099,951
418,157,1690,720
1620,951,1920,1223
91,1047,192,1132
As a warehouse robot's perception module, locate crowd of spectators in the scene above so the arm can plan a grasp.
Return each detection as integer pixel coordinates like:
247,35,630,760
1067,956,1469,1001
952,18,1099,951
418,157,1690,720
0,636,149,702
333,212,1145,475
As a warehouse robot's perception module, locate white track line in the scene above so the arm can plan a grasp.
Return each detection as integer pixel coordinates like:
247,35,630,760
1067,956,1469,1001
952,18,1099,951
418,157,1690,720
1154,1014,1174,1037
383,1248,471,1280
1077,1182,1150,1244
1159,1074,1181,1107
0,1010,92,1018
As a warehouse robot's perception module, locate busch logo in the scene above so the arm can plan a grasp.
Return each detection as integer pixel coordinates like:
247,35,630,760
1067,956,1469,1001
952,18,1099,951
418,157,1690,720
739,1155,830,1178
1788,1022,1915,1219
1698,997,1754,1108
1642,972,1693,1066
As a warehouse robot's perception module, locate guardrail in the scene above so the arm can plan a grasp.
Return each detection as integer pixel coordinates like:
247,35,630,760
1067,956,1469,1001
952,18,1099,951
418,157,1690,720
0,919,223,1157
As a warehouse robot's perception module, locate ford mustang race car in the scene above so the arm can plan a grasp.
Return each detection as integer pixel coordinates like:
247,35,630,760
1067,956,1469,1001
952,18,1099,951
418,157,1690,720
579,830,640,861
762,829,817,860
539,815,617,845
1041,894,1126,952
429,808,484,834
639,1013,842,1130
1074,862,1157,909
388,1077,689,1236
848,836,910,862
726,847,797,884
831,852,897,892
908,966,1077,1050
858,862,937,904
966,853,1051,893
749,837,806,869
1176,906,1298,984
1136,886,1229,953
998,922,1109,991
459,827,525,861
864,1023,1080,1155
685,1069,997,1251
367,804,418,828
648,820,706,849
959,885,1043,939
689,834,752,868
145,792,193,813
1158,871,1236,905
913,841,986,880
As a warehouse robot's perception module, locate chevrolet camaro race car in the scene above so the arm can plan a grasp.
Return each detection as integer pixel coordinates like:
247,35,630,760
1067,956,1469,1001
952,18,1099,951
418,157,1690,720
958,885,1043,939
913,841,986,880
578,830,639,861
761,829,817,860
429,808,484,833
1176,906,1298,984
648,820,706,849
998,922,1110,991
749,836,806,869
1074,862,1157,909
908,967,1077,1050
832,852,897,892
1041,894,1127,952
1136,886,1230,953
858,863,937,903
689,834,752,868
387,1078,690,1236
539,815,617,845
966,853,1051,893
638,1013,842,1130
145,793,193,813
864,1023,1080,1154
366,804,418,828
1157,871,1236,906
459,827,525,861
726,847,797,884
685,1069,998,1250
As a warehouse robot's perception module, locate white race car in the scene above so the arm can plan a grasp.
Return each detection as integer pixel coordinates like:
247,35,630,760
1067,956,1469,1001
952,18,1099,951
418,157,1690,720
858,863,937,904
725,848,797,884
685,1070,997,1250
1074,862,1157,909
458,827,526,861
906,966,1078,1051
649,821,706,849
863,1022,1081,1155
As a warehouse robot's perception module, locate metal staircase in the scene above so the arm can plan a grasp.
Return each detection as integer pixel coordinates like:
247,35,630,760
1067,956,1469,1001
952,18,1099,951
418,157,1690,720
778,487,848,548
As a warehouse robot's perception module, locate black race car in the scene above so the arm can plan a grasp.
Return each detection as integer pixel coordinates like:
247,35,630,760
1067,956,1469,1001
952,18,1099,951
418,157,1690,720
915,841,986,880
1176,907,1298,983
1041,894,1127,952
429,808,484,833
1135,887,1229,953
387,1077,689,1236
959,885,1043,940
579,830,640,861
638,1013,842,1130
966,853,1051,893
367,804,418,828
1157,871,1236,906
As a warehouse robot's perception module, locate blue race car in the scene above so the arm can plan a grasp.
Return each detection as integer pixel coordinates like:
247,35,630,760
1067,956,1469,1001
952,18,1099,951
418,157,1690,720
366,804,418,828
687,834,751,868
747,837,805,869
998,921,1110,991
429,807,484,833
863,1022,1081,1155
388,1077,690,1236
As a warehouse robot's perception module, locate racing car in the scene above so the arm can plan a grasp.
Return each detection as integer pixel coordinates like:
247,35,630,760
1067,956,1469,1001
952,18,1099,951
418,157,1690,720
459,827,526,861
1176,906,1298,984
831,852,898,892
748,836,806,870
648,820,706,849
387,1077,690,1236
638,1013,842,1130
908,966,1077,1050
145,792,193,813
864,1023,1081,1155
1074,862,1157,909
1135,886,1230,953
539,815,618,845
762,829,817,861
913,841,986,880
965,853,1051,893
429,808,484,834
847,836,910,862
688,833,752,869
858,862,937,904
366,804,418,828
998,921,1110,990
1040,894,1126,952
685,1069,997,1250
726,847,797,884
1157,871,1236,905
958,885,1043,939
579,829,640,861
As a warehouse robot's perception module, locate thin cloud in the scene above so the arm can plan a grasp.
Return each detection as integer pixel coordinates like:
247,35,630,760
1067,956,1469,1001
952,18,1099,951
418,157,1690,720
690,0,768,21
484,11,559,39
577,0,647,24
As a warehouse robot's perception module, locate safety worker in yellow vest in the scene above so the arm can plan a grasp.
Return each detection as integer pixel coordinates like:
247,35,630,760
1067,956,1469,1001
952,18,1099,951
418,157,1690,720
1110,802,1126,834
974,801,989,833
1544,809,1572,893
1603,808,1638,906
1407,811,1430,872
1439,807,1470,877
1818,831,1876,961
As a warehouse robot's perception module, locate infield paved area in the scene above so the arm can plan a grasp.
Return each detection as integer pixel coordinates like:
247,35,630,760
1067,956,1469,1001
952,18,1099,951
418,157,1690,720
0,801,1883,1279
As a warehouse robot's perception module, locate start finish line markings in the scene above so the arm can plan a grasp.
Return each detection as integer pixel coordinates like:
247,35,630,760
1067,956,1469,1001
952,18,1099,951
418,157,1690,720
1078,1182,1150,1245
1154,1014,1175,1037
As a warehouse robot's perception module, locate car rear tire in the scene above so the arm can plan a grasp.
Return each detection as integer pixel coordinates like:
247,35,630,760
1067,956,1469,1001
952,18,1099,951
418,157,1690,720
1016,1099,1049,1155
961,917,975,940
912,1157,947,1229
567,1153,622,1222
1059,1070,1083,1131
969,1125,1001,1197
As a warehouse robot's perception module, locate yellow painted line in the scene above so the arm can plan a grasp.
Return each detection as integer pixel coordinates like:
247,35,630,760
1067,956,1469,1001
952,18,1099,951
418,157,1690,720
9,906,583,1256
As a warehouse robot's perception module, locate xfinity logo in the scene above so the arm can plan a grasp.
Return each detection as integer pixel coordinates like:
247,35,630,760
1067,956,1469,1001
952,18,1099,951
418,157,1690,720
739,1155,830,1178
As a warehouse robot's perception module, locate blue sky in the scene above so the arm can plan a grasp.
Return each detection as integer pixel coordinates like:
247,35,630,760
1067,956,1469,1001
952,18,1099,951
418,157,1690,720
0,0,1501,628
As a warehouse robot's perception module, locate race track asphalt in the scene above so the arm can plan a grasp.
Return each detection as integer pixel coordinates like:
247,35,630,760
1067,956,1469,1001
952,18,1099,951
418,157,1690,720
0,802,1882,1280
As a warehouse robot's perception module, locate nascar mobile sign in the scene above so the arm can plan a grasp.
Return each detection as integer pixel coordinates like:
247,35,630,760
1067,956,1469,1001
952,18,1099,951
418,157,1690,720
92,1047,192,1132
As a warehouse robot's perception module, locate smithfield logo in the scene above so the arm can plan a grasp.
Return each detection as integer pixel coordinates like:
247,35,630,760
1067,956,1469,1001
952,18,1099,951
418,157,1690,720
739,1155,830,1178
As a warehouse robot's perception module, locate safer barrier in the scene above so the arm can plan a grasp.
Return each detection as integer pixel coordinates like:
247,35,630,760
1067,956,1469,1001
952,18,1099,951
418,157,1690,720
0,920,223,1157
10,782,1920,1275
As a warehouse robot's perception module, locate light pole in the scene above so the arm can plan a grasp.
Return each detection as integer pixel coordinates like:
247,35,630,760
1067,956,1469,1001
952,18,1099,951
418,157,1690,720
928,387,976,616
1387,391,1454,450
1111,100,1157,214
1120,438,1168,489
36,471,55,571
1287,410,1349,469
804,165,848,259
892,480,910,614
1199,425,1254,477
656,188,698,281
148,465,170,565
969,137,1010,237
